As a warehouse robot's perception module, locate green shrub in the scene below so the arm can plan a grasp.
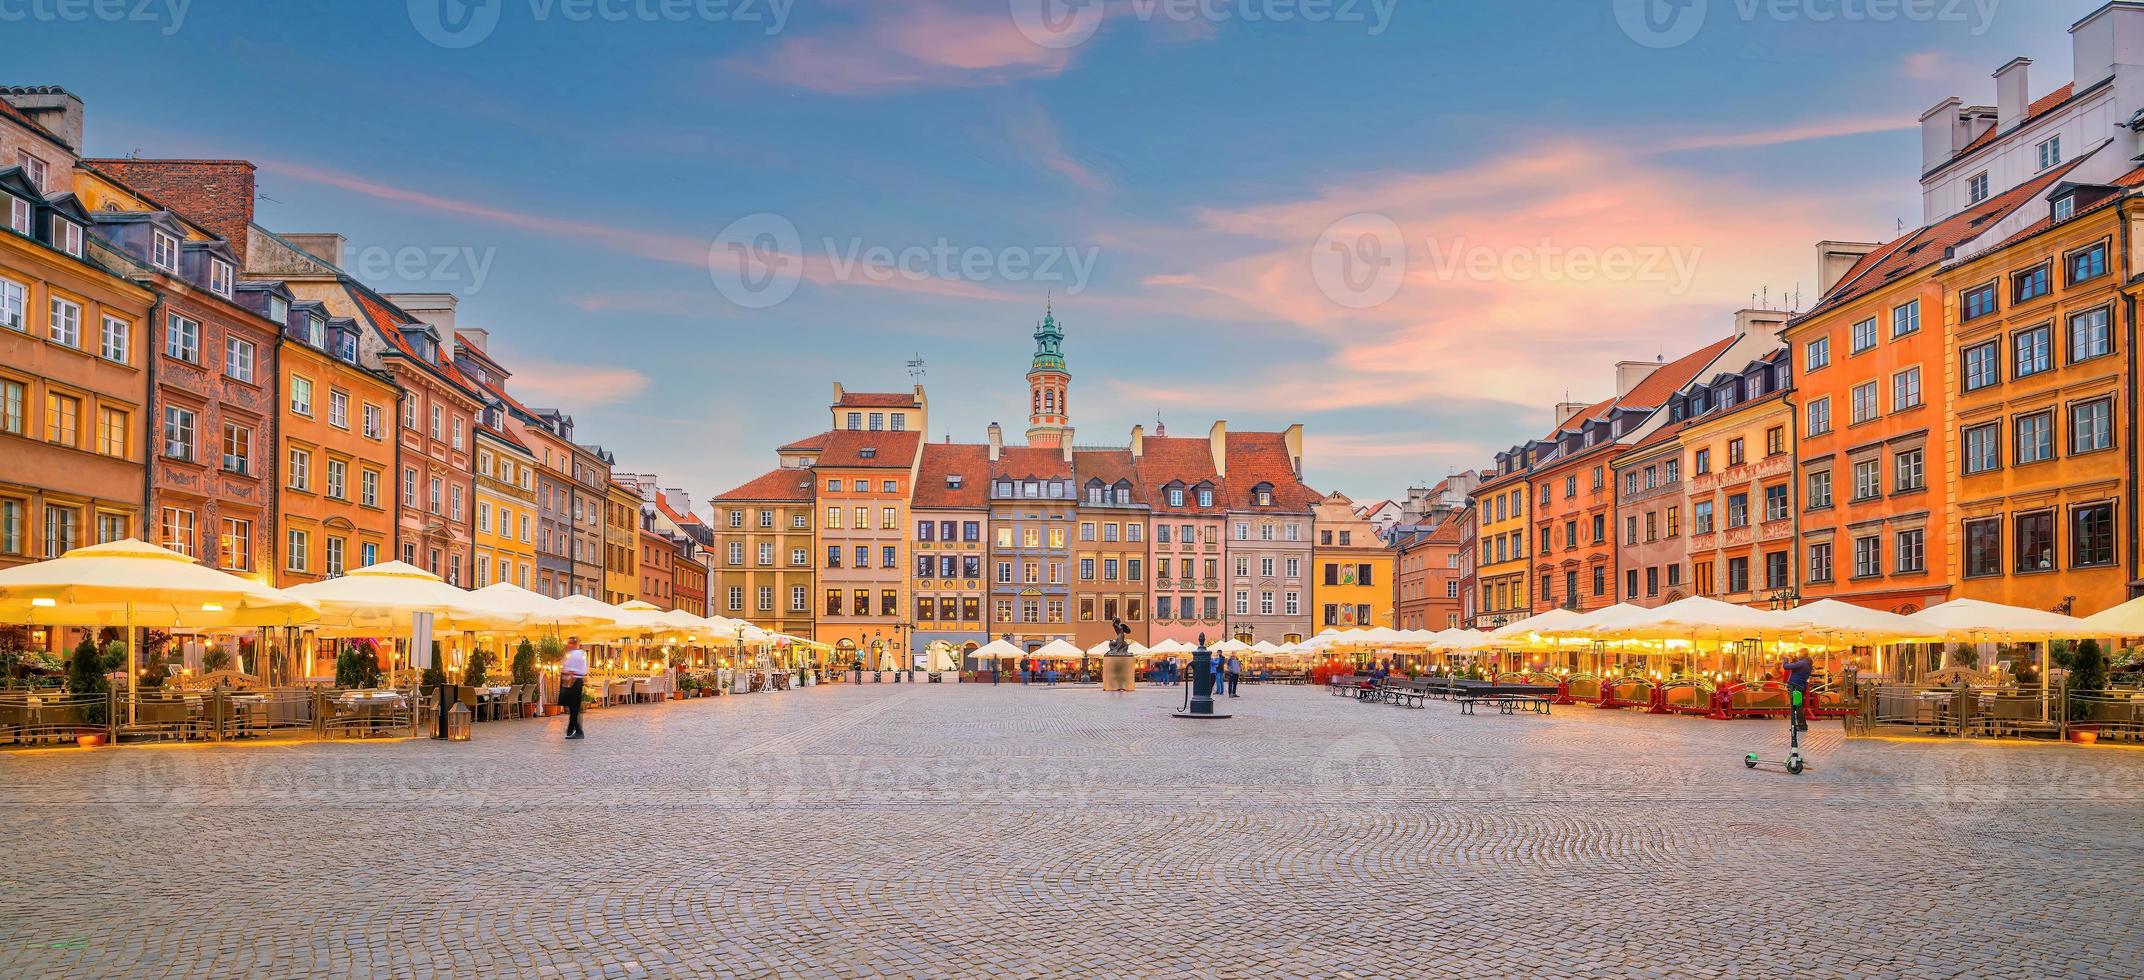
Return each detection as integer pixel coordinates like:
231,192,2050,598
335,644,382,689
202,648,232,673
2069,639,2109,721
140,657,168,689
511,639,538,687
421,642,447,689
536,635,564,666
463,648,491,688
65,637,110,726
98,640,125,673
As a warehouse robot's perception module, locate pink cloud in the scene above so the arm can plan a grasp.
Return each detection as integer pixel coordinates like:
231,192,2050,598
507,359,653,407
725,2,1083,95
1131,137,1873,415
1004,104,1114,192
1665,114,1916,151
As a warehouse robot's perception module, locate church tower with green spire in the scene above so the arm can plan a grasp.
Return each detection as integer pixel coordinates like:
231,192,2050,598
1026,299,1070,449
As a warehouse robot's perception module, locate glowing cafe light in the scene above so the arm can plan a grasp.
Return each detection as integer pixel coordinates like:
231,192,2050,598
30,597,56,608
201,602,223,612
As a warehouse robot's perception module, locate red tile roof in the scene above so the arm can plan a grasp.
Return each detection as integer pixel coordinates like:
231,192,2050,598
779,432,831,452
1617,417,1692,457
714,467,815,502
1621,337,1736,410
1136,435,1225,514
1989,162,2144,250
836,391,921,408
992,445,1071,480
1542,397,1615,440
475,420,532,454
1804,156,2086,318
1073,449,1141,499
1225,431,1319,510
816,429,922,469
348,288,487,400
912,443,992,509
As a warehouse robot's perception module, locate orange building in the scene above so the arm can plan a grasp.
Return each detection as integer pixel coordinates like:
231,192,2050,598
1943,172,2139,615
1785,168,2079,614
637,523,674,609
1671,349,1796,607
242,287,397,584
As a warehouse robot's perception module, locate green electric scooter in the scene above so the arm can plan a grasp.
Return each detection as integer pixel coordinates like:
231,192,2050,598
1744,689,1811,775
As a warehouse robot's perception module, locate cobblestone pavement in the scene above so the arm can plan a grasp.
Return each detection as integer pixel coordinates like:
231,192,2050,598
3,682,2142,979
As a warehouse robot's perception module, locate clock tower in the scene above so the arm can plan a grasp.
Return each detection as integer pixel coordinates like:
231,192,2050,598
1025,302,1070,449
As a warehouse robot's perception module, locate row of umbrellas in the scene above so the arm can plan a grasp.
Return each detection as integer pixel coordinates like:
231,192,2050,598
1484,594,2118,648
0,539,813,649
961,636,1303,663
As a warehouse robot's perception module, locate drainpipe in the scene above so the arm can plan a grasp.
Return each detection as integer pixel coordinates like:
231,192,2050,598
2124,195,2139,598
141,290,163,531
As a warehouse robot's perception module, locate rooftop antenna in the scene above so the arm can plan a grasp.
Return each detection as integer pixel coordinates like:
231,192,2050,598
906,353,926,381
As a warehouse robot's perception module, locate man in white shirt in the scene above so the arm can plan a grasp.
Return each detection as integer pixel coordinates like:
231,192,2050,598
560,637,588,739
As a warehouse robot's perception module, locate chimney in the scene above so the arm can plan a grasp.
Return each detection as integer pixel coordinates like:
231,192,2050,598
1283,423,1303,474
1815,241,1882,296
457,327,490,353
1919,97,1961,173
832,382,846,405
987,423,1003,462
1554,402,1589,427
1208,421,1227,477
283,233,347,269
1733,308,1789,342
1129,424,1144,459
80,158,257,264
0,86,84,151
1993,57,2032,131
1613,360,1662,398
2071,2,2144,89
383,293,459,360
1060,428,1075,463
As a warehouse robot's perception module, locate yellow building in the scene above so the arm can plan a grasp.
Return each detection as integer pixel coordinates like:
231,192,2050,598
605,480,638,604
711,465,818,640
473,422,539,591
1469,448,1536,627
1309,491,1392,629
1945,177,2136,615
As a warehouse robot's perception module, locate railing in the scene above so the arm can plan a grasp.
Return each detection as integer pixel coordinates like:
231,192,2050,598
0,691,109,745
1860,683,2066,739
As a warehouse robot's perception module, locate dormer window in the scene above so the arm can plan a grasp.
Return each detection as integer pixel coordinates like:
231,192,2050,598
305,315,325,348
152,230,181,271
1168,487,1184,507
209,259,234,298
4,194,27,234
19,153,47,191
267,296,289,322
858,447,876,459
54,219,82,258
947,474,963,489
2053,195,2075,222
1197,487,1213,508
336,332,357,363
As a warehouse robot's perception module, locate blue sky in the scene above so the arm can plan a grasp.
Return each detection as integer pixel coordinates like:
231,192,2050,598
6,0,2105,504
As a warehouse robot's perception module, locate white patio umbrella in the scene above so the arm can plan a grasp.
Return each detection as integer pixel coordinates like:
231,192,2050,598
972,639,1025,662
283,561,524,634
1770,599,1937,644
1606,596,1795,641
1212,638,1253,653
467,582,612,631
1086,638,1150,656
1033,638,1086,660
0,539,321,699
2079,595,2144,635
1486,608,1587,646
1249,640,1284,654
1146,638,1187,654
1905,598,2091,641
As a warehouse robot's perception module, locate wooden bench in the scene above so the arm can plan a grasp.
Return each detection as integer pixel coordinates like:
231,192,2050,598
1456,693,1553,716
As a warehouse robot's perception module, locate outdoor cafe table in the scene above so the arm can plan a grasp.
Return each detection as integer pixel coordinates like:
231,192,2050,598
334,690,409,736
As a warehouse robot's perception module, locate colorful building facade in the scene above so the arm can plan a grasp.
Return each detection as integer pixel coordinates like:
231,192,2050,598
1310,491,1389,631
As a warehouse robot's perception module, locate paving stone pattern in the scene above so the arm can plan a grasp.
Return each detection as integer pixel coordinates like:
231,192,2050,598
2,683,2141,978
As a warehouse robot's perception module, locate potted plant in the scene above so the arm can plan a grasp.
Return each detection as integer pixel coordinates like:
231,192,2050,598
463,648,492,689
203,647,232,674
2068,639,2109,743
65,636,109,743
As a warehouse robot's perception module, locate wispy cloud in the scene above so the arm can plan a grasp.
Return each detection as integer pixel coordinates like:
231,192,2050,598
509,359,653,407
1003,103,1114,192
724,1,1082,95
1663,114,1916,151
1898,50,1963,82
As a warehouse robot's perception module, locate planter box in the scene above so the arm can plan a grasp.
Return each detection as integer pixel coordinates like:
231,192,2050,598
2071,729,2099,745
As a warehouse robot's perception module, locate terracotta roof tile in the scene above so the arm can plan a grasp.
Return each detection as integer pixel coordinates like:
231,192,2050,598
779,432,832,452
816,429,922,469
1804,156,2086,319
912,443,992,509
714,467,815,502
836,391,921,408
1137,436,1225,514
1620,337,1736,409
1225,432,1319,510
348,288,487,400
992,445,1072,480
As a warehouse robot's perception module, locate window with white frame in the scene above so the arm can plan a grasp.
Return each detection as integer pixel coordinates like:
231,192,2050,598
224,336,255,383
46,297,79,348
1850,317,1876,354
208,259,233,298
2038,135,2061,171
1849,381,1878,424
1891,366,1921,411
0,277,24,330
99,315,129,363
166,314,199,361
152,230,180,271
1967,172,1989,204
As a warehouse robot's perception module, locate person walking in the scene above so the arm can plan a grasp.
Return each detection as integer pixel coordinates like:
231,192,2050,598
1226,654,1242,697
560,637,588,740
